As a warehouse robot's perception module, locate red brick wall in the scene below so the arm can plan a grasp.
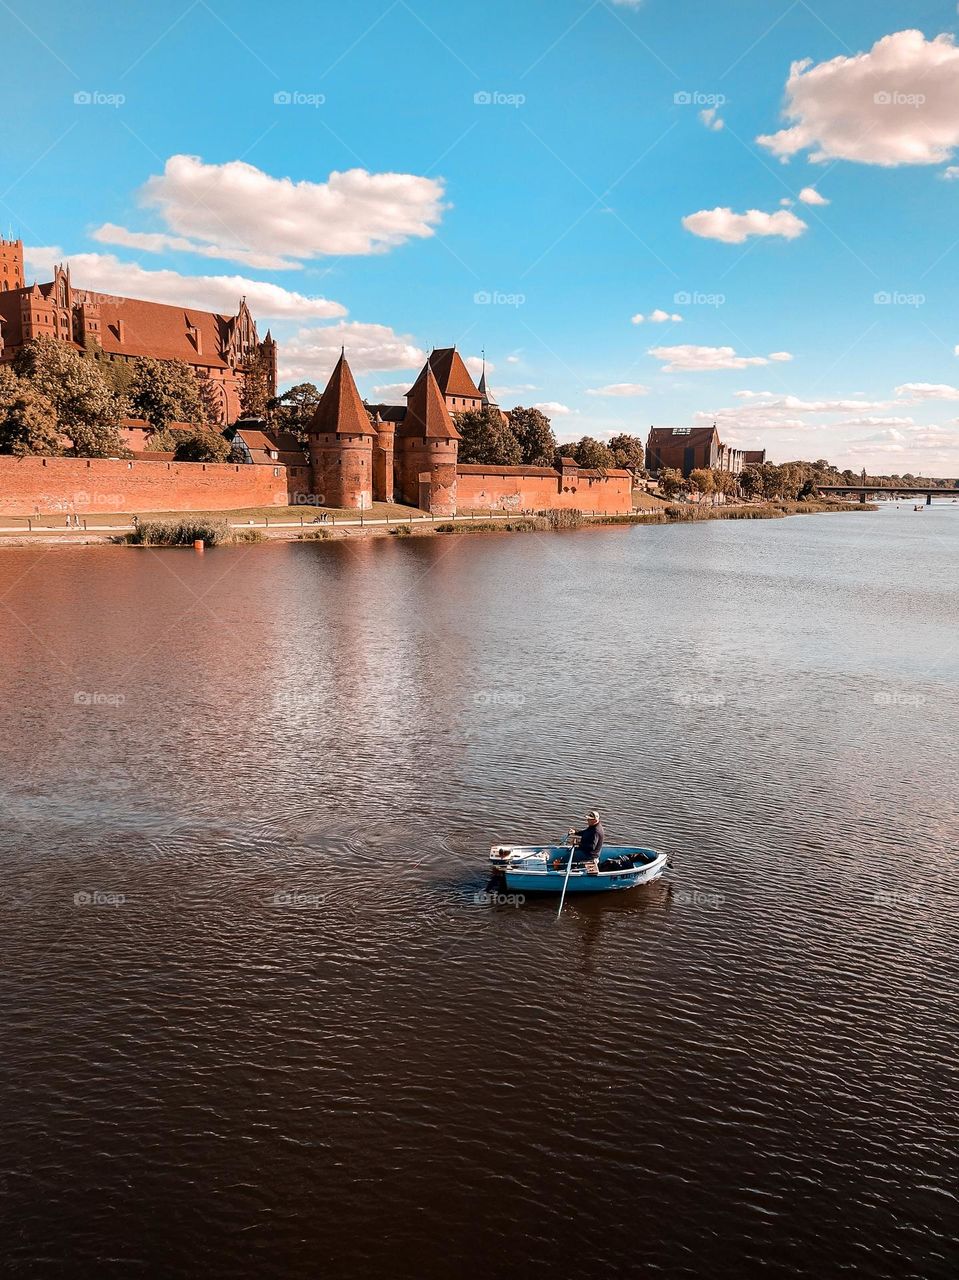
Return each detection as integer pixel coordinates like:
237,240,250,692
456,469,632,514
0,455,309,517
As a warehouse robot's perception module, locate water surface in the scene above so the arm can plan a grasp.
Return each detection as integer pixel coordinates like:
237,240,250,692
1,506,956,1278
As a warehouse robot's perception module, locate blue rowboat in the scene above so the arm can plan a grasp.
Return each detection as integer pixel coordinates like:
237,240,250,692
489,844,668,895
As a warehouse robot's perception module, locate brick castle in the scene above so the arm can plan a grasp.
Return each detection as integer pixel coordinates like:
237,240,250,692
0,239,633,518
0,238,276,423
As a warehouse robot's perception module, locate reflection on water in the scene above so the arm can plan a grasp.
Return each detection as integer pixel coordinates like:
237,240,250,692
0,508,957,1279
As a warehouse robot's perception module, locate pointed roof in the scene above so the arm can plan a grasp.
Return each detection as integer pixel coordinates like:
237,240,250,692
406,347,480,400
309,351,376,436
398,362,461,440
478,361,498,408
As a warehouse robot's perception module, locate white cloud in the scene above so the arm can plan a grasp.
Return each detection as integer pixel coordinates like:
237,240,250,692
93,154,447,269
631,309,682,323
23,246,345,320
497,384,541,398
506,354,521,364
895,381,959,400
278,322,425,382
699,107,724,132
370,383,410,402
850,424,959,452
464,355,493,381
532,402,576,416
832,416,916,428
91,223,294,271
769,351,794,362
682,206,807,243
585,383,650,396
648,344,792,371
757,30,959,166
780,197,795,206
798,186,830,205
942,166,959,179
698,392,895,430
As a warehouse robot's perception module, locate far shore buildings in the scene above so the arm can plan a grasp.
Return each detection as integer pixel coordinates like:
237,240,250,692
0,238,276,423
645,426,765,478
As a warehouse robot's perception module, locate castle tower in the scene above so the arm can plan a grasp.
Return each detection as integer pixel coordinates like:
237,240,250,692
19,283,54,342
396,361,461,516
0,238,23,292
406,347,482,417
371,409,395,503
306,350,376,509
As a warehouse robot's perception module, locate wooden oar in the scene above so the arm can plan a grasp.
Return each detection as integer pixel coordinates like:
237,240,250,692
556,832,578,919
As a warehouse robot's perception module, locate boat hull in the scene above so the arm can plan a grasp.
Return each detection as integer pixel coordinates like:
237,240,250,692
490,844,668,895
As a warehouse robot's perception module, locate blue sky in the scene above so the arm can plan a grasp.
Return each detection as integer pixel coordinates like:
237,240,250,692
4,0,959,473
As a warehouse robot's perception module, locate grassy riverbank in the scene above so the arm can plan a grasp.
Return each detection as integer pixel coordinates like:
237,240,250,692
0,497,877,547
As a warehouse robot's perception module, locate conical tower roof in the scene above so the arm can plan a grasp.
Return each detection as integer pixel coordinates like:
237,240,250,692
399,361,461,440
478,360,498,407
406,347,480,400
309,351,376,436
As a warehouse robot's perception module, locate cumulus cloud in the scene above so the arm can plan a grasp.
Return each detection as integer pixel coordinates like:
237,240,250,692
92,155,447,269
895,381,959,400
648,345,792,371
279,322,425,382
757,30,959,166
23,246,345,320
690,391,897,433
585,383,650,397
681,206,807,243
798,186,830,205
942,166,959,179
699,107,724,132
464,355,492,381
532,402,575,416
370,383,411,402
631,309,682,323
850,424,959,452
91,223,294,271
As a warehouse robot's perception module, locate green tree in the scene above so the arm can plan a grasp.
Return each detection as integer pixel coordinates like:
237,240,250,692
0,366,61,456
169,427,234,463
688,467,715,504
658,467,687,499
196,371,225,426
738,466,763,500
129,358,202,431
456,406,522,465
570,436,616,468
506,406,556,465
607,433,644,473
239,348,272,420
714,469,738,504
269,382,321,437
13,336,128,457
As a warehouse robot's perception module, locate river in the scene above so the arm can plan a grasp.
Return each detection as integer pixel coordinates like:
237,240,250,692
1,505,956,1279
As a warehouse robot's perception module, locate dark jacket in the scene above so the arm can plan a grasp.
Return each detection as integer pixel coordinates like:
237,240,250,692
577,822,604,858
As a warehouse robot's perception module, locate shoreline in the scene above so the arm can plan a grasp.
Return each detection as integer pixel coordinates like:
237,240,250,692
0,499,878,548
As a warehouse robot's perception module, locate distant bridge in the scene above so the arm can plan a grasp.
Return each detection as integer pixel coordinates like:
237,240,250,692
817,485,959,506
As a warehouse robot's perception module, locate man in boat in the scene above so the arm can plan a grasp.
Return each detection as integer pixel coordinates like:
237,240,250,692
568,810,604,875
